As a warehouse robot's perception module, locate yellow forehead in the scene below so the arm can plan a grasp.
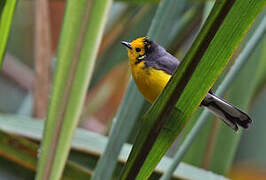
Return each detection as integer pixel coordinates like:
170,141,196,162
130,37,146,49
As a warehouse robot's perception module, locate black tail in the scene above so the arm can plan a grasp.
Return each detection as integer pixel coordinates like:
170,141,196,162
201,93,252,131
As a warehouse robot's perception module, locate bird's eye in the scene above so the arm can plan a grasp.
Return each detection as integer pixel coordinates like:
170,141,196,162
135,48,141,52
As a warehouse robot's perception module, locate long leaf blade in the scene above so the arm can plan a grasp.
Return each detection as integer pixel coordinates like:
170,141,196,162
0,0,17,68
161,15,266,180
92,1,188,179
36,0,112,179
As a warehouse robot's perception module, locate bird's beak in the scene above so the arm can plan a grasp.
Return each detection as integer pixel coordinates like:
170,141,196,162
121,41,132,50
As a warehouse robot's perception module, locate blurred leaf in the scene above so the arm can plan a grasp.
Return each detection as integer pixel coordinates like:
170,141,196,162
92,0,188,180
208,15,266,174
49,0,160,2
17,93,33,116
234,29,266,166
0,114,228,180
0,75,26,113
104,3,128,33
120,0,265,179
0,0,17,68
34,0,52,118
49,0,213,2
252,22,266,92
91,79,142,180
0,132,92,179
235,86,266,166
0,157,34,180
0,131,37,171
36,0,112,179
115,0,161,3
167,5,200,47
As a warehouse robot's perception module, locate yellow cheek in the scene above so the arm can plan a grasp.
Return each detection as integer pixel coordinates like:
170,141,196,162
128,51,137,61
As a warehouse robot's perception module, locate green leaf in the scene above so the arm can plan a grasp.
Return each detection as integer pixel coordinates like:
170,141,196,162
115,0,160,3
119,0,265,179
0,114,228,180
0,0,17,68
183,10,266,170
50,0,160,2
182,11,266,168
0,130,92,179
207,15,266,174
235,87,266,166
92,0,188,180
36,0,112,179
161,15,266,180
0,157,34,180
91,81,143,180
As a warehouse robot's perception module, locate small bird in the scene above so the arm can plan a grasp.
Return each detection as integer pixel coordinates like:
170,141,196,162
121,37,252,131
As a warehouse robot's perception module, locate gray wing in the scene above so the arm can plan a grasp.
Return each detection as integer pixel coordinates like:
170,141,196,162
147,54,180,75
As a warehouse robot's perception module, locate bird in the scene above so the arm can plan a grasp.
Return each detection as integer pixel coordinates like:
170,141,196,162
121,37,252,131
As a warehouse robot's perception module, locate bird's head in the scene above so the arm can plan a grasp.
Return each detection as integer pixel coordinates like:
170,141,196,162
121,37,154,65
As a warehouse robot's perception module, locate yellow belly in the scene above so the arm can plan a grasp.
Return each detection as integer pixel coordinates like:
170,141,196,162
130,61,171,103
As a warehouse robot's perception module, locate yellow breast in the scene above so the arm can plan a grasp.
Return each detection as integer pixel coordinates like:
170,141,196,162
130,61,171,103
